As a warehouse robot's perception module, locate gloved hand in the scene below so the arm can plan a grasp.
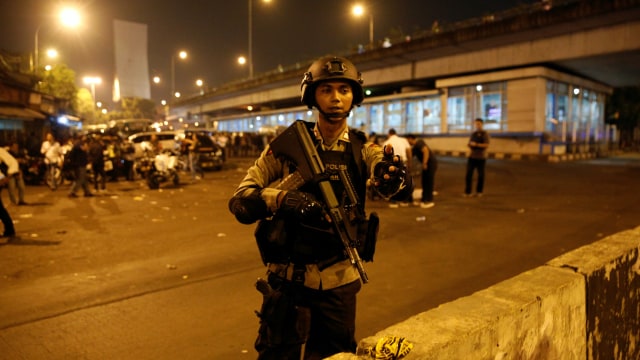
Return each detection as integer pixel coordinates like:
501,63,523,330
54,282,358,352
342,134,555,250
228,192,270,224
372,145,409,198
278,191,331,229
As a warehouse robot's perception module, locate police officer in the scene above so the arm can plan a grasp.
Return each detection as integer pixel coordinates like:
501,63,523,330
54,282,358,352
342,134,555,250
229,55,412,359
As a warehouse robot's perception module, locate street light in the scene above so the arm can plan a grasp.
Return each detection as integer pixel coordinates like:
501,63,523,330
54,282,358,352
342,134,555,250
352,4,374,49
248,0,272,79
171,50,188,98
34,6,81,72
83,76,102,102
41,48,59,69
196,79,204,95
46,48,59,59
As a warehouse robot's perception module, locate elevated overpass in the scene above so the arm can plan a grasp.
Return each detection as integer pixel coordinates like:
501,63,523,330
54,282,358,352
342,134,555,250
168,0,640,158
171,0,640,118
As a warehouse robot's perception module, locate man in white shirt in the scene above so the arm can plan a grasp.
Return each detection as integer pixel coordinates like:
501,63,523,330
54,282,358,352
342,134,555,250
383,128,412,207
382,129,411,162
40,133,63,190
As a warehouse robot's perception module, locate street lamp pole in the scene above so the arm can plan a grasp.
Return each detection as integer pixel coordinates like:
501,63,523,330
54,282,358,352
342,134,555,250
171,50,188,99
171,55,176,97
248,0,254,79
248,0,271,80
33,7,81,73
33,25,42,72
368,13,374,48
83,76,102,104
352,4,374,49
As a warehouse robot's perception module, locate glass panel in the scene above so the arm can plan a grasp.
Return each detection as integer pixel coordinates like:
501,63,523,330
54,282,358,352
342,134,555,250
422,97,441,134
545,90,557,133
386,100,403,131
370,104,385,134
405,100,420,134
483,95,502,121
447,95,467,132
571,90,581,141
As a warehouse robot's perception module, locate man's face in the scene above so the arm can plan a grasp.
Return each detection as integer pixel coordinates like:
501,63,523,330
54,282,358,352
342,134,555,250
314,80,353,122
474,120,484,130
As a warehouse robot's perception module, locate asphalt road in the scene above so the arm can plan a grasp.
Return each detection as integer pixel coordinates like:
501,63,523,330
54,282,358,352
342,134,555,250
1,154,639,359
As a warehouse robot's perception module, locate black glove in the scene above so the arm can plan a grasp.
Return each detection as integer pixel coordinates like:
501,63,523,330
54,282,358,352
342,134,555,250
278,191,331,229
228,192,270,224
372,146,410,198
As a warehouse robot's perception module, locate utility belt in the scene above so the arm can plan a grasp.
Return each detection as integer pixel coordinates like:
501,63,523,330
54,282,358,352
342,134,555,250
255,212,379,267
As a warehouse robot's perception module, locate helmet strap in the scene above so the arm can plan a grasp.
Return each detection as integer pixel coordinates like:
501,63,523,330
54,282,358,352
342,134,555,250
317,106,353,122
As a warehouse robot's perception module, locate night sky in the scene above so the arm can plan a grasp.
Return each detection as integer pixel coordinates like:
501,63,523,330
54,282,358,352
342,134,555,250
0,0,535,106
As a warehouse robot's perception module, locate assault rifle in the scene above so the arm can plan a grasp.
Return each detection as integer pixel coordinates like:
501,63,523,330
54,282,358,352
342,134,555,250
269,120,369,283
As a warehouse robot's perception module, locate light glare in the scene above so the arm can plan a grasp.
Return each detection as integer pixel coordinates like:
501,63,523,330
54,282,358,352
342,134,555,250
60,8,81,28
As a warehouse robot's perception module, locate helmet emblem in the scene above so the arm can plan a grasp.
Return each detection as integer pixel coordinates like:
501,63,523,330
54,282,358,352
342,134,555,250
325,59,347,75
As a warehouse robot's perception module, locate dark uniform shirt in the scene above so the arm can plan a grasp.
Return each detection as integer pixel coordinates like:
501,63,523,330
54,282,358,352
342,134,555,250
468,130,490,159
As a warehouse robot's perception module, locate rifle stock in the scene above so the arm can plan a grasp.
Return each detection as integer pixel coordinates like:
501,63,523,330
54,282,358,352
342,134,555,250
269,121,369,283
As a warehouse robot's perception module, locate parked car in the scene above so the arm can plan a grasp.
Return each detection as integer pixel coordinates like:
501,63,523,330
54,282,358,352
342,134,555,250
128,130,224,171
187,132,225,170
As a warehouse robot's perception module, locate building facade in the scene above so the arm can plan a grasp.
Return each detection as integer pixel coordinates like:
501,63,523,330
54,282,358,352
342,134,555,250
206,66,613,160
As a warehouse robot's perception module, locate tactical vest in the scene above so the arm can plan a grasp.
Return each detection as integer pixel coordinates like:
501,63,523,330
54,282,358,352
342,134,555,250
255,123,371,268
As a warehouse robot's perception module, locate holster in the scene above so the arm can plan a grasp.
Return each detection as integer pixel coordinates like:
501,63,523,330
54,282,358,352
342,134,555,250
254,277,311,350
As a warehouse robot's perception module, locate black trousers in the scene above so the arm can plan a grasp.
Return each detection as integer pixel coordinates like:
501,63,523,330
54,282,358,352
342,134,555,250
257,279,361,360
92,162,106,190
0,189,15,236
465,158,486,194
420,164,437,202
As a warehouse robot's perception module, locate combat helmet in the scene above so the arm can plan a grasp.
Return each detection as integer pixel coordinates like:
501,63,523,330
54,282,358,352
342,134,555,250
300,56,364,109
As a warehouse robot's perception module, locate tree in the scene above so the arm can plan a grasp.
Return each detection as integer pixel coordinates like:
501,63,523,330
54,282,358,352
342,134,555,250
76,88,97,123
36,63,78,112
118,97,157,120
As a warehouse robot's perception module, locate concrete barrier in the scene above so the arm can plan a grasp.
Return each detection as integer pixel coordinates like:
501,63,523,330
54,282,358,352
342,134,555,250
330,225,640,359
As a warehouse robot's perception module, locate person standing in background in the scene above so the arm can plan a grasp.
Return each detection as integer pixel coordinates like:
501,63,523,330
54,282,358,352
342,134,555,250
7,142,27,205
40,133,63,190
464,118,490,197
407,134,437,208
88,135,107,192
67,137,93,198
383,128,412,207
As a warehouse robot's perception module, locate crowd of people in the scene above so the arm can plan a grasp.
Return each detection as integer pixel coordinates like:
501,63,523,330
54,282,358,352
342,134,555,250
212,131,274,159
3,132,136,197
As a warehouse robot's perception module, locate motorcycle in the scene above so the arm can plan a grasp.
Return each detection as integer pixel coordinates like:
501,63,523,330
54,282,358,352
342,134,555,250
146,149,180,189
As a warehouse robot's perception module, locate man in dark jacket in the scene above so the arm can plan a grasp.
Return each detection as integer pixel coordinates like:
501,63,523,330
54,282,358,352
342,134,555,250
464,118,490,197
68,138,93,198
88,135,106,191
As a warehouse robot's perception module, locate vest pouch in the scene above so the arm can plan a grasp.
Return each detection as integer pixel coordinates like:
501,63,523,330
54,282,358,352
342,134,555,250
255,216,290,265
357,212,379,262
